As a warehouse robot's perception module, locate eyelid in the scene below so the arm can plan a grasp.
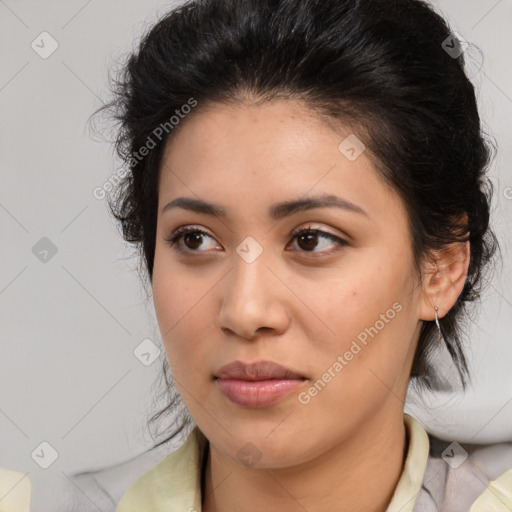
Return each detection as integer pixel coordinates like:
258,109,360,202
290,223,347,241
165,223,349,255
287,225,349,255
164,225,218,247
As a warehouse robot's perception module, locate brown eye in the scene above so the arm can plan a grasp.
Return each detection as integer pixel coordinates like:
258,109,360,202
296,232,320,251
182,231,205,250
165,227,219,253
289,227,348,255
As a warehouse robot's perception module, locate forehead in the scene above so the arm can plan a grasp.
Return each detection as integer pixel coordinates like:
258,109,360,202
162,99,337,164
157,99,403,225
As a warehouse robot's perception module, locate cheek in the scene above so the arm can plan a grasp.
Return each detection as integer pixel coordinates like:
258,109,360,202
310,267,402,335
304,257,416,375
152,251,216,376
152,245,204,331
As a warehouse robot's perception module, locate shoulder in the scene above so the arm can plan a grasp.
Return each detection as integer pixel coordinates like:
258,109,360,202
0,468,31,512
414,432,512,512
115,427,207,512
28,446,174,512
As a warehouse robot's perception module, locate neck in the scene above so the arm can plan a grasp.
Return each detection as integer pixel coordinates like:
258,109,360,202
202,408,408,512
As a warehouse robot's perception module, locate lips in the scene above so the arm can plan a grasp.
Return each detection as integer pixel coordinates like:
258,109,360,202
214,360,307,408
215,360,305,381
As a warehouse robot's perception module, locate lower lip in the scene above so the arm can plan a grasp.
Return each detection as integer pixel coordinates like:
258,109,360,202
216,378,306,408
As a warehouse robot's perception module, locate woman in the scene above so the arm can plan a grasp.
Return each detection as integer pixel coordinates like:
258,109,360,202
93,0,511,510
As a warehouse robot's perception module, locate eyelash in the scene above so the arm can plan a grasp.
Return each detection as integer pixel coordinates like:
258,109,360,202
164,225,348,256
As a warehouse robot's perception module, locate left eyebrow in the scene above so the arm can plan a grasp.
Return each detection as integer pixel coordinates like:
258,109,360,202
161,193,368,219
268,194,368,220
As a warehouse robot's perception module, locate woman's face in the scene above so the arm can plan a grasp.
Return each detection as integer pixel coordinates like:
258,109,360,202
152,99,424,467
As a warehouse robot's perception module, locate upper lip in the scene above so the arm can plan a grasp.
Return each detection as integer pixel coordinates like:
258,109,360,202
215,360,305,380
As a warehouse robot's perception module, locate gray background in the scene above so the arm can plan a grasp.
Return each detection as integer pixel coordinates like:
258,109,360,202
1,0,511,491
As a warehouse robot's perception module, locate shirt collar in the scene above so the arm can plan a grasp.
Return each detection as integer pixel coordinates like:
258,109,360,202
116,413,430,512
386,413,430,512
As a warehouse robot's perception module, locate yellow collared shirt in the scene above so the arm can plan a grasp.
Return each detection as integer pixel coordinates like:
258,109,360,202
116,413,512,512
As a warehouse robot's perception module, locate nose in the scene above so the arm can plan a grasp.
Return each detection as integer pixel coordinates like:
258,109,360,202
217,248,290,341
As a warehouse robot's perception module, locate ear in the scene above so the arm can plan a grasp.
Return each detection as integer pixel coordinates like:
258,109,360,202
418,238,470,323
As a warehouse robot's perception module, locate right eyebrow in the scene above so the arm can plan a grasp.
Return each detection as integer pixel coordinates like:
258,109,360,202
161,194,368,220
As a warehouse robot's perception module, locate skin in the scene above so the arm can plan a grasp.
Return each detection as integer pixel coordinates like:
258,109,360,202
152,99,470,512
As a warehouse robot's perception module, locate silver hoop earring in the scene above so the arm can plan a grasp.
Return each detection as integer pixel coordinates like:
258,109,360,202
434,306,441,333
